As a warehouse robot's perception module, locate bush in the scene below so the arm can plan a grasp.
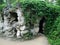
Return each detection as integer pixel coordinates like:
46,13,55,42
19,0,60,45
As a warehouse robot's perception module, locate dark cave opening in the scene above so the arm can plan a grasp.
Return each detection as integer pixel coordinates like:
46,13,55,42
38,17,45,34
9,11,18,36
9,11,18,22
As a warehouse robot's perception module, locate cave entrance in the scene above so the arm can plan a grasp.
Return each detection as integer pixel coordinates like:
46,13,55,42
9,11,18,36
9,11,18,22
38,16,46,34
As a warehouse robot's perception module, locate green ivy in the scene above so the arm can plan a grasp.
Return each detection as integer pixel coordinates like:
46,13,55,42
19,0,60,45
0,0,60,45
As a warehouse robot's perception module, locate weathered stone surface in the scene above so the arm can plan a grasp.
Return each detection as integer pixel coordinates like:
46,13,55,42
31,27,39,35
0,21,3,33
0,7,29,38
0,7,41,39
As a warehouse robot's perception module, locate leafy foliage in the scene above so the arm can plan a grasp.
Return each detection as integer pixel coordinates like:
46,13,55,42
0,0,4,4
0,0,60,45
19,0,60,45
23,31,33,40
56,0,60,5
20,0,47,27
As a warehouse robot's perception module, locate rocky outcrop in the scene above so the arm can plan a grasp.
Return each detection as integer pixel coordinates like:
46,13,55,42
0,7,40,39
0,7,28,38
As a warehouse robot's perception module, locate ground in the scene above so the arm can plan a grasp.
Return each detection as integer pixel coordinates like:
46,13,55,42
0,34,50,45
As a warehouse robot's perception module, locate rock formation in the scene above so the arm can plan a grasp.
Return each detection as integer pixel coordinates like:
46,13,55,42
0,7,29,38
0,6,46,39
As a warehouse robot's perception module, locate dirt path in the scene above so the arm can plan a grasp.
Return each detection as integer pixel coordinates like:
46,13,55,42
0,35,50,45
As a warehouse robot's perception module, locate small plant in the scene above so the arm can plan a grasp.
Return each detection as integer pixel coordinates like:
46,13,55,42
23,31,33,40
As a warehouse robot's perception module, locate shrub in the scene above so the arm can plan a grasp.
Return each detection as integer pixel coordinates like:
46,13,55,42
19,0,60,44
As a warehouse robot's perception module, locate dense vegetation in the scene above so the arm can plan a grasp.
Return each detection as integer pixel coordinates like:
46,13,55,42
0,0,60,45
